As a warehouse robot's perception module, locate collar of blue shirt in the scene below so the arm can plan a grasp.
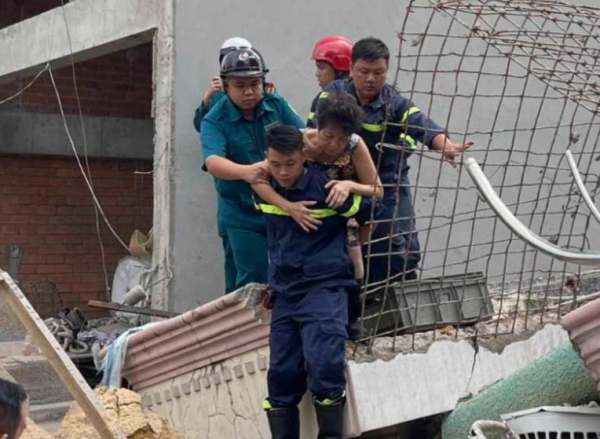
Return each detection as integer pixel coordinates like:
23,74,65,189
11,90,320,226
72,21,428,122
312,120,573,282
344,79,388,110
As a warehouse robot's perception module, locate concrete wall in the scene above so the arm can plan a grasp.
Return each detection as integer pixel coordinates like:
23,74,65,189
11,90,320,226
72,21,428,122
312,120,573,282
172,0,600,309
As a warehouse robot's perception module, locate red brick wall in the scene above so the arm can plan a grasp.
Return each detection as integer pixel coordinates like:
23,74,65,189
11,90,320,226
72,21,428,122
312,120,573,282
0,155,153,318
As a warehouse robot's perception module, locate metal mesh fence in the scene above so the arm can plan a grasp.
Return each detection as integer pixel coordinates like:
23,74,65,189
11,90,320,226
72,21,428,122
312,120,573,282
360,0,600,351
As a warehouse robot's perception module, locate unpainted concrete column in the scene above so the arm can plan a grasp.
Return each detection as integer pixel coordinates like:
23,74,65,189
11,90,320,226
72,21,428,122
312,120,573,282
149,0,175,311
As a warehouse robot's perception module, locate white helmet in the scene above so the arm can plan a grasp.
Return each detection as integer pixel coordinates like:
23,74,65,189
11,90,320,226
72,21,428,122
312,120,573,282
219,37,252,63
221,37,252,50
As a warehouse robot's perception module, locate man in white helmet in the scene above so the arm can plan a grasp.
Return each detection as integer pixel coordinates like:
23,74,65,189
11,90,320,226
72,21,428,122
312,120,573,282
193,37,277,132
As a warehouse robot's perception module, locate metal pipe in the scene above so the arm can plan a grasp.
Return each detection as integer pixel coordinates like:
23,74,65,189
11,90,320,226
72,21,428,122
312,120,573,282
565,149,600,224
464,157,600,266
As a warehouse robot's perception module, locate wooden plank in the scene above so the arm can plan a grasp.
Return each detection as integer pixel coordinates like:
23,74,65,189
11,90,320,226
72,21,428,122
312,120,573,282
0,272,125,439
88,300,179,318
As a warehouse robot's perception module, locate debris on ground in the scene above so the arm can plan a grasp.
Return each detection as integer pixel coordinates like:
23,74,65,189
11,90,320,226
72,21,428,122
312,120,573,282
54,387,183,439
22,417,55,439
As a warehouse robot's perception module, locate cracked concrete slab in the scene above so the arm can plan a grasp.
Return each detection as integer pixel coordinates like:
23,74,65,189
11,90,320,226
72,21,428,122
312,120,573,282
137,347,361,438
350,324,569,431
135,324,567,438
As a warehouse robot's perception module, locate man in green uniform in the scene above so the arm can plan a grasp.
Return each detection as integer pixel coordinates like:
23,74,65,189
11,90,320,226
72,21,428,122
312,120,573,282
201,48,305,293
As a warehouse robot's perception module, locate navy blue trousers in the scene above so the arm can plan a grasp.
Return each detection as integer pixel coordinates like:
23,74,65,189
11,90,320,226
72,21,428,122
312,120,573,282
267,287,348,407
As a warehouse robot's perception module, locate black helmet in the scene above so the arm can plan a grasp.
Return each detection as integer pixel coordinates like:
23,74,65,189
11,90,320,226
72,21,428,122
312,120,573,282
220,48,267,79
253,48,269,74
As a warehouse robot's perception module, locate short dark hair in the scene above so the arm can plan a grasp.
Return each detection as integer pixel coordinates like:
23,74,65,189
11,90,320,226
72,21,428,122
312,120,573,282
266,125,304,155
317,93,364,136
352,37,390,65
0,378,27,439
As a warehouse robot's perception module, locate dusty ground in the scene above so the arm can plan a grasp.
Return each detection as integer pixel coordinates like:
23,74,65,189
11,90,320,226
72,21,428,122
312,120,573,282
54,387,183,439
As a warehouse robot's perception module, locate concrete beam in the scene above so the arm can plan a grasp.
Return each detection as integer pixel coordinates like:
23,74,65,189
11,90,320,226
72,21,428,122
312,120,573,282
0,0,160,82
0,112,154,160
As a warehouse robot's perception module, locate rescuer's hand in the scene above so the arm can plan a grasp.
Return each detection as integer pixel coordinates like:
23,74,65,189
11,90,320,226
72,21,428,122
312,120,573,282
431,135,473,168
202,76,223,106
286,200,322,232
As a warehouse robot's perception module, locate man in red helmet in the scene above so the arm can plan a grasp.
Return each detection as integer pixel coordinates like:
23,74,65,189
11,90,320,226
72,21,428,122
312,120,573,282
306,36,353,128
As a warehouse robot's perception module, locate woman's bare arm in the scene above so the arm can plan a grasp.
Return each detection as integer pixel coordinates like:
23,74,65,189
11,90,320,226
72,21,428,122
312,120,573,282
352,138,384,200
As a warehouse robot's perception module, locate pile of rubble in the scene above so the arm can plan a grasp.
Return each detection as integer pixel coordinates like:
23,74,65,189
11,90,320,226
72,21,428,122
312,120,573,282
351,310,564,361
19,387,183,439
53,387,183,439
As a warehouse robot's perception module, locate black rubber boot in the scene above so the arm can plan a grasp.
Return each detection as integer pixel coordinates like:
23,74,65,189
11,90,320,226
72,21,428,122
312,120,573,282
314,401,345,439
266,406,300,439
347,281,369,341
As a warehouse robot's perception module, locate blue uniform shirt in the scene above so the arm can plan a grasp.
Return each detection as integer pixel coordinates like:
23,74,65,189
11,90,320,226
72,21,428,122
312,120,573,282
201,93,305,231
255,164,384,296
311,79,446,186
193,92,226,133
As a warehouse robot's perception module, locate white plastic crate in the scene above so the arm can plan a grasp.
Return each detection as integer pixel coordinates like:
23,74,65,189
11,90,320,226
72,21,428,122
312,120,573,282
501,406,600,439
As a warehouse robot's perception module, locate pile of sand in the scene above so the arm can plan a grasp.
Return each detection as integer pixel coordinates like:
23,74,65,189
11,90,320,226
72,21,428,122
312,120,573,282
22,418,55,439
54,387,183,439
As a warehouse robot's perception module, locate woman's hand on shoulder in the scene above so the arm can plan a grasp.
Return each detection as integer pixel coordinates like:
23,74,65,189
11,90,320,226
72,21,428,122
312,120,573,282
325,180,354,208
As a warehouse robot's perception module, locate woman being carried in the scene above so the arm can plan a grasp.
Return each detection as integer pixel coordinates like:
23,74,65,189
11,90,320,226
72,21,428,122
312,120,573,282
253,92,383,340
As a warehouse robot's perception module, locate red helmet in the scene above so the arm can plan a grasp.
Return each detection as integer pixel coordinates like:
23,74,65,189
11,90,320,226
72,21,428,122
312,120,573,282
311,36,353,72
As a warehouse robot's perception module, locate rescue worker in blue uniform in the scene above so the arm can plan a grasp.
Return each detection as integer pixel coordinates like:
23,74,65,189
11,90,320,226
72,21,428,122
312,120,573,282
201,48,304,293
311,37,472,285
256,126,383,439
193,37,277,133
